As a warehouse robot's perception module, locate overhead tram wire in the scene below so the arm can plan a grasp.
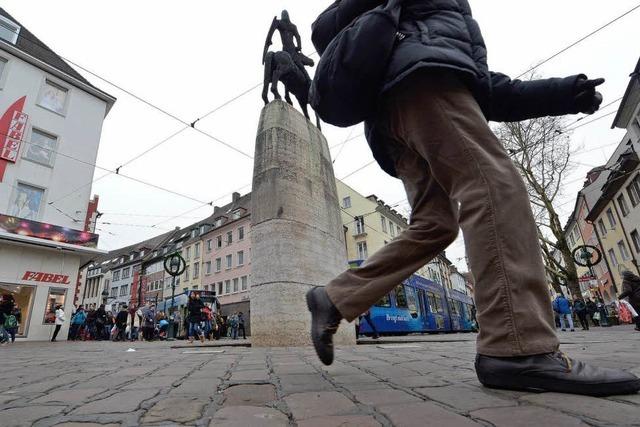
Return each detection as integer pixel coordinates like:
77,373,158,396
515,2,640,79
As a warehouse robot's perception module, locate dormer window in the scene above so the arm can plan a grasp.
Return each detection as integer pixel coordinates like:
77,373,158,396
0,15,20,44
129,253,135,261
232,209,242,220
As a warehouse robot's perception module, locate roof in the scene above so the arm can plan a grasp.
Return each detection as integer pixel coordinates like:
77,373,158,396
612,57,640,129
0,8,116,108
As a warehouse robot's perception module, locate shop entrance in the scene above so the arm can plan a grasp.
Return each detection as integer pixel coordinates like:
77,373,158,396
0,283,35,337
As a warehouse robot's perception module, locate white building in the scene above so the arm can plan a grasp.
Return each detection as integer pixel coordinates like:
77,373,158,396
0,8,115,340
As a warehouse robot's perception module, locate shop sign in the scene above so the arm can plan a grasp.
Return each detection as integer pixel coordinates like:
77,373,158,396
22,271,71,284
0,96,27,182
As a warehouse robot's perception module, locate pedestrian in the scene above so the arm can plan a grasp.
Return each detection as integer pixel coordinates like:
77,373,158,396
95,304,107,340
552,294,574,332
0,295,14,345
585,298,599,326
115,305,128,341
187,292,205,344
596,299,609,327
238,311,247,339
306,0,640,396
573,298,589,331
69,305,87,340
202,304,213,340
229,312,239,340
171,309,182,339
2,305,20,343
142,303,156,341
86,306,97,340
620,271,640,331
51,304,65,342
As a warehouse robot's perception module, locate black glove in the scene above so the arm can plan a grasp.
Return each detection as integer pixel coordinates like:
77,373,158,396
574,76,604,115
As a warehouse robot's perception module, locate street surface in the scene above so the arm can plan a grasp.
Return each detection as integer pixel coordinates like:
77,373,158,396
1,326,638,426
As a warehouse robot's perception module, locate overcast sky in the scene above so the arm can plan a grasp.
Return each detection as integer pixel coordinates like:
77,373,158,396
4,0,639,271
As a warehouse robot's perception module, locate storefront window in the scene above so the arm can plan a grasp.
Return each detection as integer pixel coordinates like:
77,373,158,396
43,288,66,325
1,284,35,336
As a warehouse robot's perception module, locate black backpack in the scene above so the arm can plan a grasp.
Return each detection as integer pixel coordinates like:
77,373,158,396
310,0,403,127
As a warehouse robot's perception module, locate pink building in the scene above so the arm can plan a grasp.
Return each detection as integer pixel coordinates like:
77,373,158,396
201,193,252,328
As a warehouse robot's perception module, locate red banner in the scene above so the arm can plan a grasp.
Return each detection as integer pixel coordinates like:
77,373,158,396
0,96,27,182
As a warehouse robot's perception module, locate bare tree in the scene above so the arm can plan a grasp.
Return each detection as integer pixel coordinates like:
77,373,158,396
494,114,581,297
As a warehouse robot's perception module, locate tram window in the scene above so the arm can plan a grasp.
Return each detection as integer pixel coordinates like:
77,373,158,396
375,294,391,308
394,285,408,308
448,298,459,315
406,287,419,317
426,292,437,313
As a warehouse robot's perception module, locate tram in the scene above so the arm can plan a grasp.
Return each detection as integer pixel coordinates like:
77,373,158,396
358,274,477,336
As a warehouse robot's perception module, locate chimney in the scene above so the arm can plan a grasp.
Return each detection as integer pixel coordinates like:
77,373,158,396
232,192,241,202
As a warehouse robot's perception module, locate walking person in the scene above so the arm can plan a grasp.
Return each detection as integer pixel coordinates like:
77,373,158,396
115,306,128,341
95,304,107,340
306,0,640,396
620,271,640,331
229,312,239,340
142,303,156,341
51,305,65,342
171,309,182,339
2,305,20,343
553,294,574,332
187,292,205,344
586,298,599,326
69,305,87,341
596,299,609,327
573,298,589,331
238,312,247,339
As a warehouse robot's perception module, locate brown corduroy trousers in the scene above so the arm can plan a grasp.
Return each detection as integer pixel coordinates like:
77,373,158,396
326,71,559,357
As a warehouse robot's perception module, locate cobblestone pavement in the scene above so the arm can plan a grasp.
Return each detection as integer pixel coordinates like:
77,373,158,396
1,326,638,426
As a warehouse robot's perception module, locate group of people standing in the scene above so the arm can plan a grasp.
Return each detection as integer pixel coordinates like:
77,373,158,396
0,294,21,345
185,292,246,343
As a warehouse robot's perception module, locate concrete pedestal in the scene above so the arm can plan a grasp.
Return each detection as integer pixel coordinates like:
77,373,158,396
250,101,355,347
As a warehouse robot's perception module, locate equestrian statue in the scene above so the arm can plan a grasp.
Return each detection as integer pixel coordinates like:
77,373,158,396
262,10,321,129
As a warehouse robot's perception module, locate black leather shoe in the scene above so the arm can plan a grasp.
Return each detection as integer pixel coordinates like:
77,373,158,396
476,352,640,396
306,287,342,366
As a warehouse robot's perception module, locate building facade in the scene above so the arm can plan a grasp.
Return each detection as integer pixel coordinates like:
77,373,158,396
0,8,115,340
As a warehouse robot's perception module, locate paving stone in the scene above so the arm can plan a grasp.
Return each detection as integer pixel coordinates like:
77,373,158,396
272,364,317,375
121,375,181,390
391,375,450,388
54,424,120,427
285,391,359,420
170,378,220,396
352,388,422,406
340,383,392,392
72,389,158,414
210,405,289,426
230,369,270,382
366,365,419,379
297,415,382,427
223,384,277,406
1,406,67,427
280,378,335,395
521,393,640,426
142,397,207,424
331,374,381,384
471,406,589,426
378,402,480,426
68,376,132,390
31,388,103,404
415,384,517,412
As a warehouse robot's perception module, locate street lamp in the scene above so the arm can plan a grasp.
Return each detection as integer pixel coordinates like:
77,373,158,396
164,252,186,340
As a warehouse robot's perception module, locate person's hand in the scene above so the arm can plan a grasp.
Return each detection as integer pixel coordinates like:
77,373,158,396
574,76,605,115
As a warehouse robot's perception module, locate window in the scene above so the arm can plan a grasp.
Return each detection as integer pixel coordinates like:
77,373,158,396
207,239,212,252
23,129,57,166
394,284,408,308
185,247,191,260
598,219,607,236
354,216,365,235
427,292,444,313
357,241,368,260
43,288,65,325
397,224,402,235
448,298,459,315
163,247,168,254
381,216,387,233
608,249,619,267
205,261,212,275
227,231,233,245
390,223,396,237
191,229,197,238
119,285,128,297
226,254,233,269
627,177,640,207
225,280,231,294
232,209,241,220
342,196,351,208
631,230,640,253
218,282,223,295
200,225,206,235
215,258,222,272
618,241,630,261
606,208,616,228
110,287,118,298
568,233,576,248
112,270,121,281
618,194,630,217
216,235,222,248
233,278,239,293
10,183,44,220
38,80,68,115
0,15,20,44
195,243,200,258
237,250,244,266
193,262,200,278
129,254,135,261
0,57,6,79
204,285,209,291
185,265,190,281
375,294,391,307
238,227,245,240
241,276,248,291
122,267,130,279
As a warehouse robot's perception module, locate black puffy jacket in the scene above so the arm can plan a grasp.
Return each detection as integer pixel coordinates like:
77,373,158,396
312,0,586,176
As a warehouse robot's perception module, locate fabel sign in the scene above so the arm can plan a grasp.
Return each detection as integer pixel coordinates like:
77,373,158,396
22,271,71,285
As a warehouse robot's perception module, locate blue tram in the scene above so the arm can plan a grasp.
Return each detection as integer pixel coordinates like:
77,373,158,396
358,274,477,335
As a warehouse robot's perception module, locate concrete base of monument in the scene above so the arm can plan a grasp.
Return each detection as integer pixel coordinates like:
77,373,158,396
250,100,356,348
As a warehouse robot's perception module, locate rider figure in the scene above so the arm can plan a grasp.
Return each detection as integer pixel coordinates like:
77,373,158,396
263,10,312,81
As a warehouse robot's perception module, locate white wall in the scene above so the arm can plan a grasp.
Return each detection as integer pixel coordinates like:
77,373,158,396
0,48,108,229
